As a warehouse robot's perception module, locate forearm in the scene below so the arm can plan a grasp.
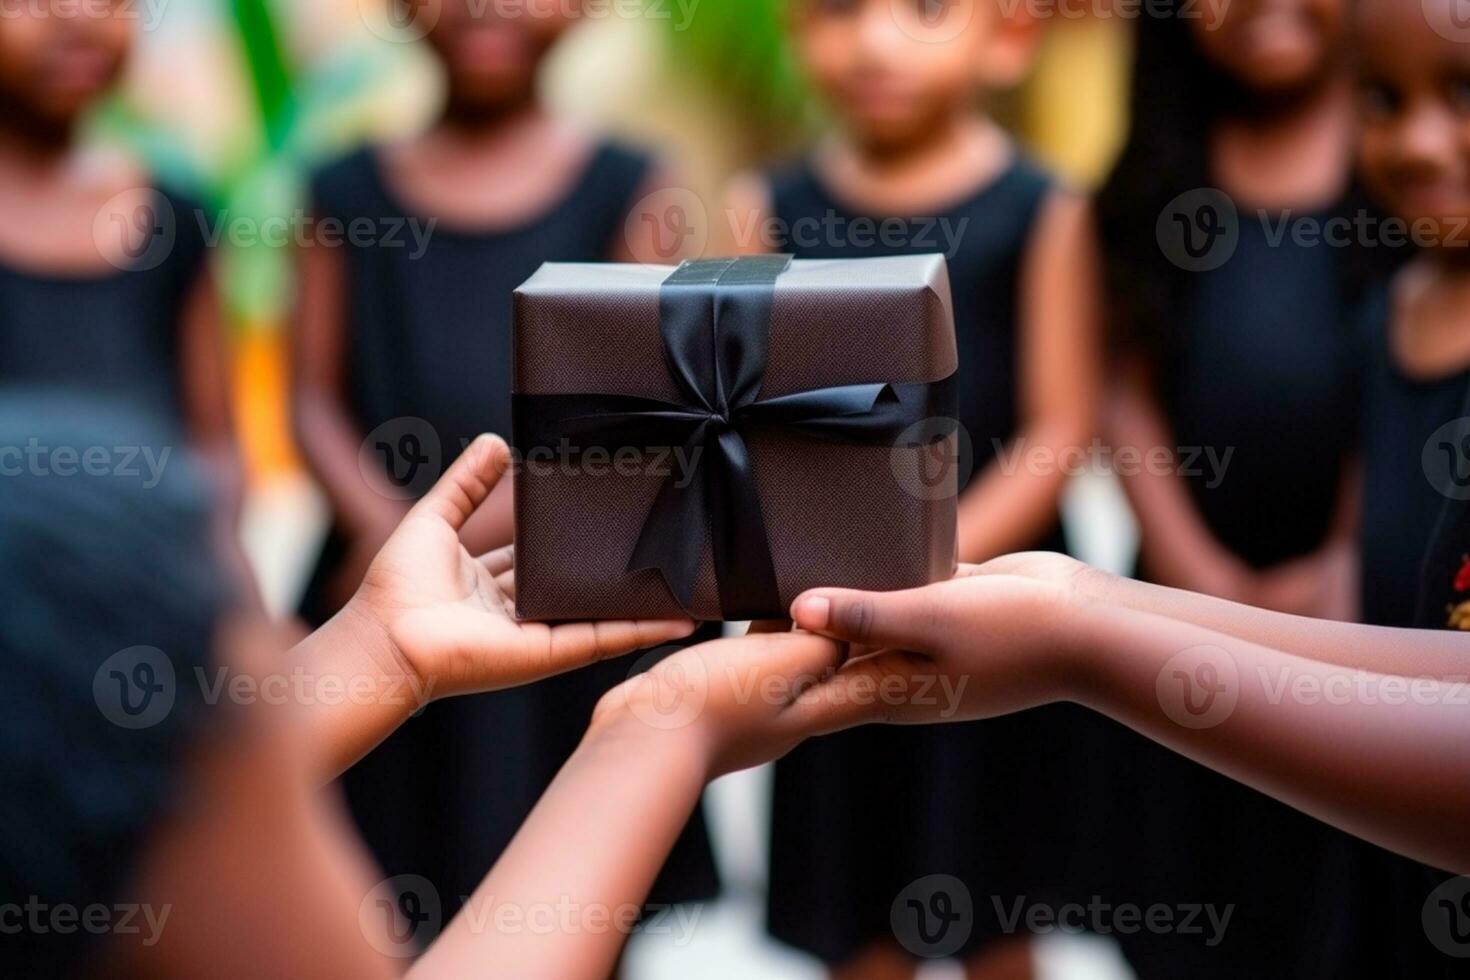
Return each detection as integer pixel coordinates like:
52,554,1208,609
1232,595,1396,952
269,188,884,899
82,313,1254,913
1107,379,1245,593
1073,566,1470,677
295,393,407,538
412,719,707,979
958,426,1076,562
1068,601,1470,872
288,602,426,782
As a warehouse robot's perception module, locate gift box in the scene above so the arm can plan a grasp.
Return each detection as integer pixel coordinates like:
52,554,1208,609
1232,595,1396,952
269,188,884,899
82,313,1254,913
511,254,959,621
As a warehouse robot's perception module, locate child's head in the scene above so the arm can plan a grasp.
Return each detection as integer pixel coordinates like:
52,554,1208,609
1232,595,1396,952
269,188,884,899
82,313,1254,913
1355,0,1470,250
0,1,132,140
411,0,578,120
1187,0,1345,98
789,0,1039,152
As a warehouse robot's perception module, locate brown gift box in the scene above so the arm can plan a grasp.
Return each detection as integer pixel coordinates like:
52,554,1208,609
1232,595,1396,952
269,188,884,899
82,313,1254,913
511,254,959,622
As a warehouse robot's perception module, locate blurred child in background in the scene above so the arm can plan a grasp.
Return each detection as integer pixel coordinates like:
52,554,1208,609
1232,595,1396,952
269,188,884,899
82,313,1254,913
1092,2,1400,977
0,3,240,523
292,0,719,944
1346,0,1470,973
728,1,1100,975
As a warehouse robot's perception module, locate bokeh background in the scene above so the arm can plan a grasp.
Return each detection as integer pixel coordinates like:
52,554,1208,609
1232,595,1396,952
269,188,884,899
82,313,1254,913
101,3,1137,975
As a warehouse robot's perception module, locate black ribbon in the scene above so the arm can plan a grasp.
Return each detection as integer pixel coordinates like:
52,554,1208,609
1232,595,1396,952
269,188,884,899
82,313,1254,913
514,255,955,620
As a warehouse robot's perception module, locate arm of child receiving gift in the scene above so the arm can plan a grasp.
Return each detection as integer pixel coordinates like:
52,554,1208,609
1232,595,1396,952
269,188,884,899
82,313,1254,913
411,630,850,979
289,436,696,780
957,191,1101,562
783,559,1470,874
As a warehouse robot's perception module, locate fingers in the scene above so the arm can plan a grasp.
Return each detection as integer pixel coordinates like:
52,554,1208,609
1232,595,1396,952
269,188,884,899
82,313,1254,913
695,631,849,692
789,585,950,653
784,648,930,734
478,544,515,577
411,434,512,533
543,618,697,673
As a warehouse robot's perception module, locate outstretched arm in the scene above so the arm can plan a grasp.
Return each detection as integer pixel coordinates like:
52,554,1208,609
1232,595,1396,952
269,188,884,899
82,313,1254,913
787,563,1470,874
412,631,849,978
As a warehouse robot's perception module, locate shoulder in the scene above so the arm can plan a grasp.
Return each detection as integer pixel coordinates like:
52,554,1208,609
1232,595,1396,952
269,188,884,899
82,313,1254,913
586,138,656,186
1005,149,1061,201
1010,155,1092,264
305,145,384,219
150,183,213,281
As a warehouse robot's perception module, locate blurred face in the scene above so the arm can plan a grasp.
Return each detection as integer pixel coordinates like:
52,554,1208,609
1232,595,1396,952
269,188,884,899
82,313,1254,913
1189,0,1344,96
410,0,577,118
1355,0,1470,251
0,0,132,136
791,0,1037,152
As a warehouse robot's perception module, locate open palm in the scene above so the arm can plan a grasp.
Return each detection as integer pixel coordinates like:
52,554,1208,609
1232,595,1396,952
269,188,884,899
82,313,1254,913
353,434,696,701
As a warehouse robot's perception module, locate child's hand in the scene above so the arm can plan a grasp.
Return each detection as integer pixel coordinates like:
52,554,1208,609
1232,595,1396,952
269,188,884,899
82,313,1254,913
590,631,855,780
779,560,1090,727
345,434,697,700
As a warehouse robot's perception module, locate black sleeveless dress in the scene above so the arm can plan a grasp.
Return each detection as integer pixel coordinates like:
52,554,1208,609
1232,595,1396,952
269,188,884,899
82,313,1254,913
1102,203,1373,979
0,186,208,429
299,144,719,931
763,155,1094,962
1350,286,1469,979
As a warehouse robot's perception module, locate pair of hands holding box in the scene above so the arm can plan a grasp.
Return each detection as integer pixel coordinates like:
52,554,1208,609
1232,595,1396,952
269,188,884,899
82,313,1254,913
298,438,1467,977
294,433,1086,978
299,431,1072,785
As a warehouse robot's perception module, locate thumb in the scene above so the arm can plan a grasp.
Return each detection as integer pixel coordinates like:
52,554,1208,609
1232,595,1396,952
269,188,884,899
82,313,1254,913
409,433,511,533
790,585,949,653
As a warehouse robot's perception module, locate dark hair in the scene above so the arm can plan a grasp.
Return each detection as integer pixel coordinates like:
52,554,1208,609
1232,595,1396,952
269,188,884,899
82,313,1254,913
1095,14,1228,360
0,393,233,976
1095,11,1400,363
